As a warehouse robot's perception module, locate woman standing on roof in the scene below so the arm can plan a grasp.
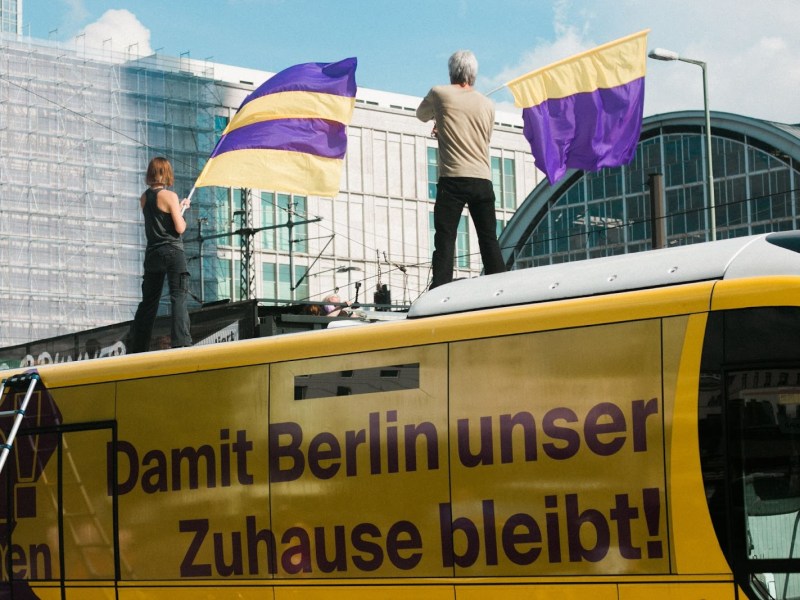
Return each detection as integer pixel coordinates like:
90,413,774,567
129,157,193,353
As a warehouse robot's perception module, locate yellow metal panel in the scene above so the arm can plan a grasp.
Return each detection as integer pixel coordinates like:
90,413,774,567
118,586,275,599
711,276,800,311
659,316,685,573
113,366,269,580
667,313,729,574
49,382,115,423
65,586,117,599
618,581,735,599
62,429,115,580
26,584,62,600
269,346,450,578
448,321,667,576
456,583,616,599
276,585,453,600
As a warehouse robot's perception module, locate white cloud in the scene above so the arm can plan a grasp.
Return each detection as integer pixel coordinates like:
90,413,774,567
641,1,800,122
74,9,153,59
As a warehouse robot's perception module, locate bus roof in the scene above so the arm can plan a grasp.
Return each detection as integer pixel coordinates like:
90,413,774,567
409,232,800,318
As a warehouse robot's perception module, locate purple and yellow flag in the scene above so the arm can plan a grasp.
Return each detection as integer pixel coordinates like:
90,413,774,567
194,57,357,197
507,30,648,184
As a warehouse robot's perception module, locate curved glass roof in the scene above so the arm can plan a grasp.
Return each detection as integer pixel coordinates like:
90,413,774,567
501,111,800,269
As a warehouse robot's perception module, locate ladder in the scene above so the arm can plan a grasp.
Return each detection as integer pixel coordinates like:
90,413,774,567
0,372,40,476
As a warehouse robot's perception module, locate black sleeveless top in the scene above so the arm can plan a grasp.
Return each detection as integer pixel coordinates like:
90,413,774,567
142,188,183,250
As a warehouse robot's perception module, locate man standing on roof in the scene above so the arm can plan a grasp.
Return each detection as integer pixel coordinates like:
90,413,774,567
417,50,506,290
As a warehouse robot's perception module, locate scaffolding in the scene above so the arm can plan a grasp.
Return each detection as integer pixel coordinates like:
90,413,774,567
0,35,218,347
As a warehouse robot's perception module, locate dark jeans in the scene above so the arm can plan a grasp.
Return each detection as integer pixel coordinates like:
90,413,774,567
129,244,192,353
430,177,507,289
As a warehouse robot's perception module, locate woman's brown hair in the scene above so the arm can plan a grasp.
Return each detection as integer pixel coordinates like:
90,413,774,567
145,157,174,187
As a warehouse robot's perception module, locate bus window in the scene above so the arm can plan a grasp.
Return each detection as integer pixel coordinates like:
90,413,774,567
730,371,800,599
700,308,800,600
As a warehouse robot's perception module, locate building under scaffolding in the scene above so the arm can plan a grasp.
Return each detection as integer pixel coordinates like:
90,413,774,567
0,36,218,347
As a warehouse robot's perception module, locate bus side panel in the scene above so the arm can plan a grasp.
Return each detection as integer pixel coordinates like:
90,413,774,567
116,585,277,599
448,320,667,577
113,366,269,581
269,346,450,579
454,583,617,598
3,384,116,593
51,382,116,424
64,584,116,599
275,584,455,599
617,581,736,599
62,428,116,580
24,584,62,600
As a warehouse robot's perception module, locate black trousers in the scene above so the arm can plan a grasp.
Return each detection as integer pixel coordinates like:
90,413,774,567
129,244,192,352
430,177,506,289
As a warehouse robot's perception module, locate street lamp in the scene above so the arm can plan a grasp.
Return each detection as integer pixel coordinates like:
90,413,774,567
648,48,716,241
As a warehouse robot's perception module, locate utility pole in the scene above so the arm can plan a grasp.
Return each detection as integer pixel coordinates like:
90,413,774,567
648,173,666,249
238,189,255,301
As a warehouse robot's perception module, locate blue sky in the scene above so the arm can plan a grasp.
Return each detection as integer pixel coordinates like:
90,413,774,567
23,0,800,122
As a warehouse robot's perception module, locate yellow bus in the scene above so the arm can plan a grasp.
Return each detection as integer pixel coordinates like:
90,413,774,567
3,232,800,600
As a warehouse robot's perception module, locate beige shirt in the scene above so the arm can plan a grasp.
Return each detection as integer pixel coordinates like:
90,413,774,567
417,84,494,180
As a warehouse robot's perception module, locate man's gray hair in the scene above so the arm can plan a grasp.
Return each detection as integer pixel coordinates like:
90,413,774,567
448,50,478,86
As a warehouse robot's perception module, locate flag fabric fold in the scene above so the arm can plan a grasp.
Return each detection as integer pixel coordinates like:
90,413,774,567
506,30,649,184
194,57,357,197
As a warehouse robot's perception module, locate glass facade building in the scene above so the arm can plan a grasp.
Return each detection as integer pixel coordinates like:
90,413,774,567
502,111,800,269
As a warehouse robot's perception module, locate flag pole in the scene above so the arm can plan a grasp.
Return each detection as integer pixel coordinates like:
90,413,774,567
181,186,196,216
486,85,506,97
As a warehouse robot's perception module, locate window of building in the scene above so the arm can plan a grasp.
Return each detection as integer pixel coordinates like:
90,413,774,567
202,254,218,304
427,147,438,200
492,156,517,210
626,194,650,244
262,263,276,301
214,115,228,143
212,188,230,240
261,192,308,254
428,212,435,260
218,260,231,301
234,258,243,302
233,188,245,223
428,212,470,269
496,217,505,239
262,263,310,302
261,192,275,251
666,185,705,243
456,215,470,268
